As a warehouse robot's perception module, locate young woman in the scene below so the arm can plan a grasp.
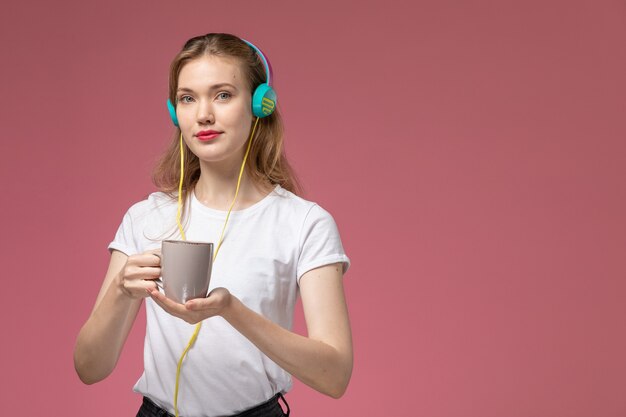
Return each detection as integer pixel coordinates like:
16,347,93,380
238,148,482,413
73,33,352,417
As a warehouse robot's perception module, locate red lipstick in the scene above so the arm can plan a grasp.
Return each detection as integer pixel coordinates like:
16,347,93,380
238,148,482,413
196,130,222,141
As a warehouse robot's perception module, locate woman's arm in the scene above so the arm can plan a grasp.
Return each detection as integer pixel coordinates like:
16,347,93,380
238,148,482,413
74,250,161,384
147,262,353,398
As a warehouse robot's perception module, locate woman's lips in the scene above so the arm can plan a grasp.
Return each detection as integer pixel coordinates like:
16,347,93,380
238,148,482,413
196,132,221,141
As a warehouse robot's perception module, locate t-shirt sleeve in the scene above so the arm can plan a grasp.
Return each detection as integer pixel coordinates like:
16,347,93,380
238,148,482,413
297,204,350,283
107,209,140,256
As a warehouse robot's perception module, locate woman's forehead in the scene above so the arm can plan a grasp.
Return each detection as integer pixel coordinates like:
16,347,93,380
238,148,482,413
178,55,247,91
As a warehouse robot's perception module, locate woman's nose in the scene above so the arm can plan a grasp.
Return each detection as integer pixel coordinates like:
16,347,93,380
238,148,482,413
196,100,215,124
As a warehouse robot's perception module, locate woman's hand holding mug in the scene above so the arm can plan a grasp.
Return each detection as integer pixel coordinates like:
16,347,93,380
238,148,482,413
117,250,162,299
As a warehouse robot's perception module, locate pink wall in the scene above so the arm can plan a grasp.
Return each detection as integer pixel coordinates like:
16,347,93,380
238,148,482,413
1,0,625,415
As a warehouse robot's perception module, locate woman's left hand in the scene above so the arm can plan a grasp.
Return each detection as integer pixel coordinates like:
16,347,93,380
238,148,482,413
147,287,232,324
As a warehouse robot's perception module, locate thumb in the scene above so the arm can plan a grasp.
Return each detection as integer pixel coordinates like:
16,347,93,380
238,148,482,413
185,298,209,311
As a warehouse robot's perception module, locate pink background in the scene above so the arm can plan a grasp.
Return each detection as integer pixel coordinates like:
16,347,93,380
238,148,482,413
1,1,625,415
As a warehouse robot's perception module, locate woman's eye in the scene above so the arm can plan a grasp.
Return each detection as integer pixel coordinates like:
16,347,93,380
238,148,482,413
217,92,231,100
178,96,193,103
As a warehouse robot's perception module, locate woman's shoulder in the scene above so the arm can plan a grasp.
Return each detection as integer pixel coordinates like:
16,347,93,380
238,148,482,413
124,190,178,218
272,185,318,211
271,186,350,277
270,185,335,223
110,191,180,255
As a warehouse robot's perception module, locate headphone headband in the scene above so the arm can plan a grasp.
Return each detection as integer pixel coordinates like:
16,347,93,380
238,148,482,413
241,38,272,86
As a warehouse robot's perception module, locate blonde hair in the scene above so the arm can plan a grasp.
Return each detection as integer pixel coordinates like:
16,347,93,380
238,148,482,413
152,33,301,214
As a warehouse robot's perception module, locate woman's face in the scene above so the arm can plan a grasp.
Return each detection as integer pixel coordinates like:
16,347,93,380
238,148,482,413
175,55,253,167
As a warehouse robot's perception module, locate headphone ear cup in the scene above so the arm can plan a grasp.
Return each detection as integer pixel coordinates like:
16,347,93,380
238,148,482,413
167,98,180,127
252,83,277,118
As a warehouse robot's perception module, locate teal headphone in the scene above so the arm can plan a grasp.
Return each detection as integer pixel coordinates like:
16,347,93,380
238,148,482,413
166,38,277,127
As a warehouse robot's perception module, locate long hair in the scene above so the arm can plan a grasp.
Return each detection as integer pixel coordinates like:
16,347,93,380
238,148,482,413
152,33,301,218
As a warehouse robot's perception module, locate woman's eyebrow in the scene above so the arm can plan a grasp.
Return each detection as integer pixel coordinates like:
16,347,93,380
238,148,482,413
177,83,238,93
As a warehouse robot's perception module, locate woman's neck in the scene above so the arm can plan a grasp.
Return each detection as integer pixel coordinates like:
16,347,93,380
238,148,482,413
194,162,272,211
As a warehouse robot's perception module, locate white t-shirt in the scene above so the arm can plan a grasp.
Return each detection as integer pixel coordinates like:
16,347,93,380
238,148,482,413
108,185,350,416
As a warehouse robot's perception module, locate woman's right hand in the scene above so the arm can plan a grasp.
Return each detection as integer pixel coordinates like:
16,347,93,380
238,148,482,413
118,250,162,299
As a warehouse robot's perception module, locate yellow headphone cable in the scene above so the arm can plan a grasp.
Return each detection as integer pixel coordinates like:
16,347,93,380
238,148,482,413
172,117,260,416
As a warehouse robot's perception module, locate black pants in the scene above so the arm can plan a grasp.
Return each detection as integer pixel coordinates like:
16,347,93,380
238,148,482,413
136,393,290,417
